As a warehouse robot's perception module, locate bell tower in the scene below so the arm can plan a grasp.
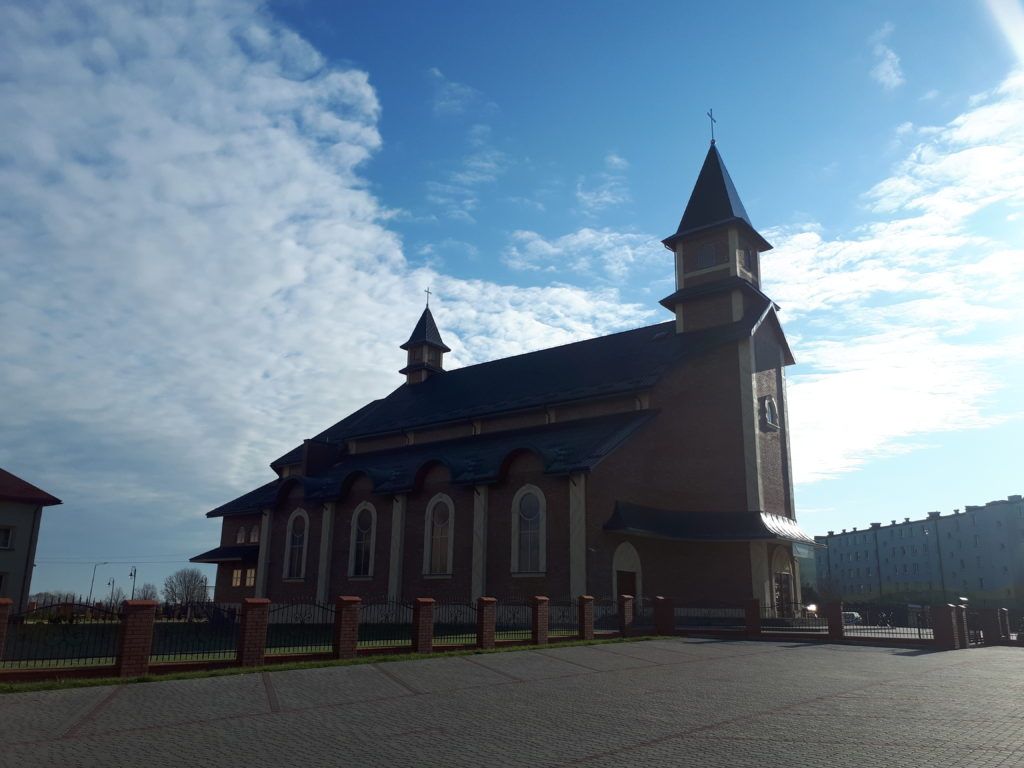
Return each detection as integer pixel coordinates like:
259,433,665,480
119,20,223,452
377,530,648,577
400,303,450,384
659,140,773,333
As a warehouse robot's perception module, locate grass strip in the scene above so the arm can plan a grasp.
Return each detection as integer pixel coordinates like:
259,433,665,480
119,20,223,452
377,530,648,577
0,635,657,695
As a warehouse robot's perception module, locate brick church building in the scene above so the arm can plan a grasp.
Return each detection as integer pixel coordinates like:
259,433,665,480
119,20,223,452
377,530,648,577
193,140,815,608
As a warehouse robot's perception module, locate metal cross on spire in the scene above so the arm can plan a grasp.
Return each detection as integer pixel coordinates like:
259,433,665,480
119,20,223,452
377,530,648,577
707,108,717,144
424,286,432,307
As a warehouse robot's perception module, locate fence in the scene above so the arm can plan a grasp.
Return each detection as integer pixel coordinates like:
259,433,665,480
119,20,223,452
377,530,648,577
1,595,1015,681
265,602,335,656
1,602,121,670
841,603,933,642
359,599,413,649
760,603,828,635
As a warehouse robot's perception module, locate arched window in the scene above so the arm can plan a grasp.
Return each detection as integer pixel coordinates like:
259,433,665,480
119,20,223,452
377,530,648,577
423,494,454,576
235,526,246,544
348,503,376,578
249,525,259,544
283,509,308,580
511,485,546,574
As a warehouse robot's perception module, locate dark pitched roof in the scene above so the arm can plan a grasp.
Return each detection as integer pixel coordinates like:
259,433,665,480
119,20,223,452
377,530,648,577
190,544,260,563
401,307,451,352
272,310,774,471
211,411,654,517
604,501,817,545
662,143,772,252
0,468,61,506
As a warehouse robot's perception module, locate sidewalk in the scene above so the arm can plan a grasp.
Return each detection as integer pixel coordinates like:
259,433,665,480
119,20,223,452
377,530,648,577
1,638,1021,767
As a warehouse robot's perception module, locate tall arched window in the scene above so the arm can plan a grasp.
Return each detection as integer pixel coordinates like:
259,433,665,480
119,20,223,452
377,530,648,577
511,485,546,574
235,526,246,544
423,494,454,576
348,503,376,577
249,525,259,544
283,509,308,580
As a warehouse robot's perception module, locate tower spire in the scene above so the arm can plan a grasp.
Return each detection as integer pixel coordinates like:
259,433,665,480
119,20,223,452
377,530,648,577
399,305,450,384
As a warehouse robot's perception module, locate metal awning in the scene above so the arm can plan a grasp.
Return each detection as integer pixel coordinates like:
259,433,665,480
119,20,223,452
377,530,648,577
189,544,259,564
604,501,818,546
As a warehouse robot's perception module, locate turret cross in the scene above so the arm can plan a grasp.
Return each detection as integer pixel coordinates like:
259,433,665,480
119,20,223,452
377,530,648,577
707,108,717,144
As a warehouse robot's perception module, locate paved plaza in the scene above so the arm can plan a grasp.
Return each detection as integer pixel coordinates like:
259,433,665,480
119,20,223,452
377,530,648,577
1,638,1022,767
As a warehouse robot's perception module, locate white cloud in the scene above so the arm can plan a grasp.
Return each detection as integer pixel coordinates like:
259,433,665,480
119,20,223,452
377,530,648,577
503,228,665,281
605,152,629,170
869,23,906,91
764,70,1024,483
986,0,1024,67
427,67,494,117
0,1,647,588
425,124,508,222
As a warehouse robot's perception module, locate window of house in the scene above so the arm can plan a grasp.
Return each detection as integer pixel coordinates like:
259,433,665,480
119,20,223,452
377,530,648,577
350,504,376,578
511,486,546,574
231,568,241,587
760,396,780,430
245,568,255,588
0,527,11,549
979,577,985,589
423,495,454,576
236,527,246,544
0,572,6,595
249,526,259,544
284,510,308,580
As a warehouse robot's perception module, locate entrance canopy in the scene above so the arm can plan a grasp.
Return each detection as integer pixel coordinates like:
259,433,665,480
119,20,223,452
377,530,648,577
603,501,818,546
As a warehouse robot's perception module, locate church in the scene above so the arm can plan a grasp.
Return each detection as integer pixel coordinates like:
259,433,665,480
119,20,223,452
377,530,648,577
192,140,815,610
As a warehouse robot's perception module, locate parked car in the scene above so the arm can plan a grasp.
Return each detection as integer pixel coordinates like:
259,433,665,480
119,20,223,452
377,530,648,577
842,611,863,625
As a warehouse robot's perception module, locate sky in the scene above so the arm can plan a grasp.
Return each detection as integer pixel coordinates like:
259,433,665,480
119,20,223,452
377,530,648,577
2,0,1023,597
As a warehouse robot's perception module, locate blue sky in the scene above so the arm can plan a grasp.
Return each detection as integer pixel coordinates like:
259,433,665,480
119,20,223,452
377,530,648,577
2,0,1023,596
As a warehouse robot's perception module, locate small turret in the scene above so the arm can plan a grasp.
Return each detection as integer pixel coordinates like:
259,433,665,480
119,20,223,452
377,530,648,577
400,305,450,384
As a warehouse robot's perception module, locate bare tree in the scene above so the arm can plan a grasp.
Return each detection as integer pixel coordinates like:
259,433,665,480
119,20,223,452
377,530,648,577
162,568,208,604
136,583,159,601
106,586,127,610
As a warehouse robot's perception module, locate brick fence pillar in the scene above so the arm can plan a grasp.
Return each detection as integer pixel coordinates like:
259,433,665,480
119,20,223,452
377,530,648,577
654,596,674,636
333,596,361,659
0,598,12,661
531,596,550,645
931,604,958,650
412,597,434,654
238,598,270,667
955,605,969,648
477,597,496,649
578,595,594,640
745,599,762,638
824,602,845,642
618,594,634,636
117,600,157,677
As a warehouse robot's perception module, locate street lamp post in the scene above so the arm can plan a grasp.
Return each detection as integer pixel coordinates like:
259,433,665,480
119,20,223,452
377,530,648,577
107,577,116,609
87,562,109,605
129,566,137,600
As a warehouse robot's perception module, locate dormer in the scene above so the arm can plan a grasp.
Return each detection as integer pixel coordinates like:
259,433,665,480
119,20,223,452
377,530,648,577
660,141,773,333
399,306,451,384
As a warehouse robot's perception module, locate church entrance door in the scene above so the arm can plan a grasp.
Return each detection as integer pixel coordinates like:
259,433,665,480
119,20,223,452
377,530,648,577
616,570,637,598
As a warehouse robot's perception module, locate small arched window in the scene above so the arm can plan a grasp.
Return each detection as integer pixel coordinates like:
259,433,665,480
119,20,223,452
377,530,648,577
761,395,780,430
249,525,259,544
349,503,376,578
423,495,454,576
511,485,546,574
235,526,246,544
284,510,308,580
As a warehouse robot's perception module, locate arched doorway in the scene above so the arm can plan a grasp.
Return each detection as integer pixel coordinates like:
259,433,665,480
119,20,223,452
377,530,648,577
611,542,642,599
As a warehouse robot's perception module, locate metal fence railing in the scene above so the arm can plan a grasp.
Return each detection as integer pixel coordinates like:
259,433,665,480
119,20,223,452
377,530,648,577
433,600,478,646
549,598,580,638
495,600,531,642
359,600,413,649
673,603,746,631
593,599,618,634
150,602,240,663
840,603,933,641
633,598,656,633
760,603,827,634
2,603,121,670
266,602,335,655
